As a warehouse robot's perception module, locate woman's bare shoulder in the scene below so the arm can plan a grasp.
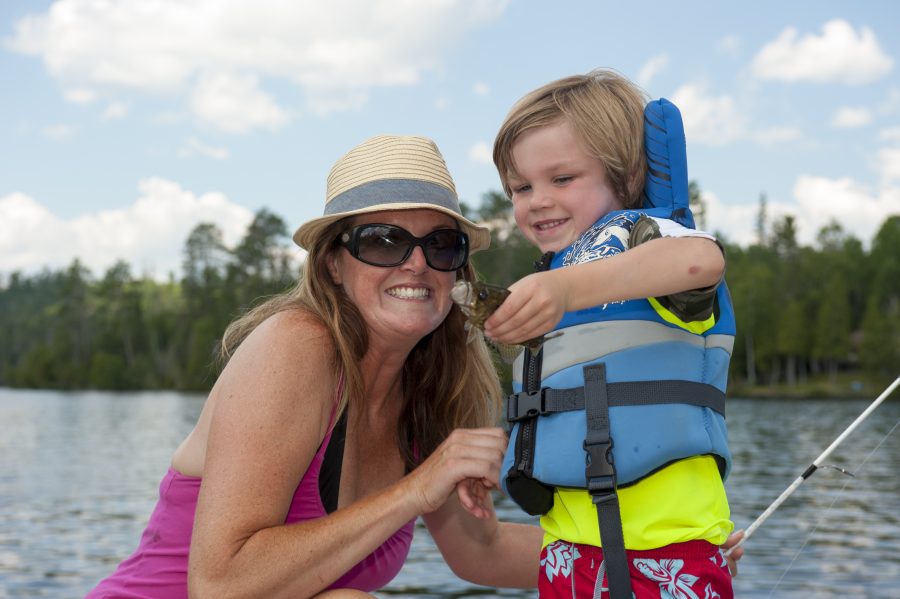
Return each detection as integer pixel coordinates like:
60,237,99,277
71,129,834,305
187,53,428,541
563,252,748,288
219,308,338,396
210,308,339,439
245,308,334,355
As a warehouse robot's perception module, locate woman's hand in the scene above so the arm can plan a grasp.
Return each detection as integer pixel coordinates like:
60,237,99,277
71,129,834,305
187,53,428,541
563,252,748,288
405,427,507,519
722,529,745,577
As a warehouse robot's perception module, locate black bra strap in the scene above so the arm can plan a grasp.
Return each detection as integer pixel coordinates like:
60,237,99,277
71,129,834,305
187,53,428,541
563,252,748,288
318,411,347,514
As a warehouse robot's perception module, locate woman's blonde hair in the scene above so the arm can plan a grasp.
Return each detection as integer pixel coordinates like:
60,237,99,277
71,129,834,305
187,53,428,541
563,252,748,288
493,68,648,208
219,216,502,471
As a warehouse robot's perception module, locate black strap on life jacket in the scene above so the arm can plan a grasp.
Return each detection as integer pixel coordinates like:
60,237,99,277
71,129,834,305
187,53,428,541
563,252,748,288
504,251,555,516
507,379,725,422
583,363,632,599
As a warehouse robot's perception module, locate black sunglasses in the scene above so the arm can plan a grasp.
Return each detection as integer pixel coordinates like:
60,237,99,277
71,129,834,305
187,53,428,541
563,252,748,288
337,223,469,272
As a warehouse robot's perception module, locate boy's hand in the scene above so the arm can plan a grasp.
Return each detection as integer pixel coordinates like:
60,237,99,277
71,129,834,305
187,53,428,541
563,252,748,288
722,529,744,577
484,271,568,343
456,477,496,520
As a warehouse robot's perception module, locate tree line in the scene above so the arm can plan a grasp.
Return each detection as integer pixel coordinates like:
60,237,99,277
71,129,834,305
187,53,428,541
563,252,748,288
1,189,897,394
0,209,297,391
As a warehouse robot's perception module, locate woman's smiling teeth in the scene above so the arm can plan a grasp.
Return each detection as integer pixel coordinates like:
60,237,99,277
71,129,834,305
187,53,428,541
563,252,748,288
387,286,430,300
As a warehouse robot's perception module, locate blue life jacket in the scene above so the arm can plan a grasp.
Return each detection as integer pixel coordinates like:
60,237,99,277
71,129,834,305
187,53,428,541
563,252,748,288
499,99,736,599
500,208,736,501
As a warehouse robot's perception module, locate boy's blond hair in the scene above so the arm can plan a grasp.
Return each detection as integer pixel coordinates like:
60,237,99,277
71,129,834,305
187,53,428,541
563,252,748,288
493,69,648,209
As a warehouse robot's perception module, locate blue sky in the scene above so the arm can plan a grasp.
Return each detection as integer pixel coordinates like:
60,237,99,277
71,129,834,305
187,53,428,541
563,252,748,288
2,0,899,279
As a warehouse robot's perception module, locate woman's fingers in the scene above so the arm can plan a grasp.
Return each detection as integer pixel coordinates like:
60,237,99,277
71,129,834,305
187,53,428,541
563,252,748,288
410,428,507,514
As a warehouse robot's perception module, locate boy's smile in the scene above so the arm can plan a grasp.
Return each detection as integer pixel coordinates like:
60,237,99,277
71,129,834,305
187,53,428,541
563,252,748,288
507,119,624,253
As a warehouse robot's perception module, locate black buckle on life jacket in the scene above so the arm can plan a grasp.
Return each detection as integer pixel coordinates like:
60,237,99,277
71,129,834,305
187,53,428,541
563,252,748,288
584,437,616,495
506,389,547,422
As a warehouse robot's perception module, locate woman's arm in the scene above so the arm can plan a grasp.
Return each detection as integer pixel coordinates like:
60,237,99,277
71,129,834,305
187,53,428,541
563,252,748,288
188,311,418,598
423,493,542,589
188,311,512,598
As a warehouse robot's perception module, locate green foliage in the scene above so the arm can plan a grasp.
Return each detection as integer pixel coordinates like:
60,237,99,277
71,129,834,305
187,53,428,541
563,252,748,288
471,228,541,288
0,208,297,391
755,193,768,246
465,191,542,287
688,181,706,230
813,273,852,379
859,295,899,376
0,198,892,392
185,315,221,390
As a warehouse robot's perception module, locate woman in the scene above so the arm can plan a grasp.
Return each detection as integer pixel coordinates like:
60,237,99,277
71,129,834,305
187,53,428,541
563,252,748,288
87,135,543,598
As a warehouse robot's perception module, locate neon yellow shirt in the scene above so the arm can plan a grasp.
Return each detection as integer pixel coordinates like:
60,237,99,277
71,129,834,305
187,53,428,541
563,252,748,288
540,455,733,550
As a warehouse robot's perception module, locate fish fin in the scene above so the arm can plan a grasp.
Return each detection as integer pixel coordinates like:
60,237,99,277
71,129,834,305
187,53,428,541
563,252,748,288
522,331,564,354
464,322,481,345
494,341,524,364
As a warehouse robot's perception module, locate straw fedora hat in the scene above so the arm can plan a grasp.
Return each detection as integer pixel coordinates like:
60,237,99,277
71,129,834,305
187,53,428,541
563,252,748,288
293,135,491,253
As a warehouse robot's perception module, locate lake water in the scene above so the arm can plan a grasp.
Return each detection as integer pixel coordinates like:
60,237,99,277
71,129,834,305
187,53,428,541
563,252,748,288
1,388,898,598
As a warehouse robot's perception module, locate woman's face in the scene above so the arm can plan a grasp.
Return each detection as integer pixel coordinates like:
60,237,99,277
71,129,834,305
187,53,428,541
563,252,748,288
327,208,460,352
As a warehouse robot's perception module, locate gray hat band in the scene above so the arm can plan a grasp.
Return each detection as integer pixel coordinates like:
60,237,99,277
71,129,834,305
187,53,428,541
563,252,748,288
324,179,462,217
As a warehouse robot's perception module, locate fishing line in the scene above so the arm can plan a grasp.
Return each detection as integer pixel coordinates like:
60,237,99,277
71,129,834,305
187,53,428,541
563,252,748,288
727,376,900,558
765,414,900,597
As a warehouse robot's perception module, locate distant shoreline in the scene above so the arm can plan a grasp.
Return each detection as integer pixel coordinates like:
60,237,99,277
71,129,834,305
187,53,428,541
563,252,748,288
730,373,897,400
4,373,897,402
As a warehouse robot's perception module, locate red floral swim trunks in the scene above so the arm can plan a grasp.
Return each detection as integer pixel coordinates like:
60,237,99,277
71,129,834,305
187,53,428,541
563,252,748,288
538,539,733,599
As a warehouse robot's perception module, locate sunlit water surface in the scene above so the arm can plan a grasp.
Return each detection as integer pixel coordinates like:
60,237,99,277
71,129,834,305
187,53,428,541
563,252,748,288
1,389,898,598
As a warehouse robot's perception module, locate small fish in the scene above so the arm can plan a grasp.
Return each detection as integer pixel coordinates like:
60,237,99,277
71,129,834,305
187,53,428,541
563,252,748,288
450,280,560,363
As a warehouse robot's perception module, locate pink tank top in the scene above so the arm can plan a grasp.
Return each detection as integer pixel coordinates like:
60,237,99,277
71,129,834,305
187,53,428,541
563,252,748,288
86,402,415,597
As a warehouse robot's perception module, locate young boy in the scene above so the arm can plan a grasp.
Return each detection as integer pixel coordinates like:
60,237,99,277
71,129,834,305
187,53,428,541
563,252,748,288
484,69,738,598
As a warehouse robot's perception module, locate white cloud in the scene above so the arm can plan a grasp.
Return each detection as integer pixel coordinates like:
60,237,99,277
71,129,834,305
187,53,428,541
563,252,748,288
881,127,900,142
672,83,803,148
702,191,759,246
717,35,741,56
178,137,230,160
64,88,95,104
831,106,872,128
637,54,669,87
468,141,492,165
705,176,900,248
791,175,900,245
473,82,490,96
42,124,76,141
189,72,290,133
102,101,129,120
751,19,893,84
434,96,450,110
671,84,746,146
8,0,509,129
878,147,900,186
0,179,255,278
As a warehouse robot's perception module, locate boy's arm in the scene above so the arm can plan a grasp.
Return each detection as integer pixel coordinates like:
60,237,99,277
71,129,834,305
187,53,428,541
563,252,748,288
484,235,724,344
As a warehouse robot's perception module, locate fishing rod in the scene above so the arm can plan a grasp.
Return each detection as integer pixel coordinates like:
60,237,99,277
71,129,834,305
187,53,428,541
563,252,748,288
725,374,900,557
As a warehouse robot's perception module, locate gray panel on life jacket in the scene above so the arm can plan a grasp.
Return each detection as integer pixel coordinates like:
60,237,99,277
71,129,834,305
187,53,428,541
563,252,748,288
512,320,734,385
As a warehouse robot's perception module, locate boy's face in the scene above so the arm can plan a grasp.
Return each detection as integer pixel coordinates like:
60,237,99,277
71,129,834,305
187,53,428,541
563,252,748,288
507,119,624,253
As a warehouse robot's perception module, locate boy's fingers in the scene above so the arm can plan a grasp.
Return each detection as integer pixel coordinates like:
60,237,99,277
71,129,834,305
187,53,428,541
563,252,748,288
487,301,535,339
486,292,524,326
